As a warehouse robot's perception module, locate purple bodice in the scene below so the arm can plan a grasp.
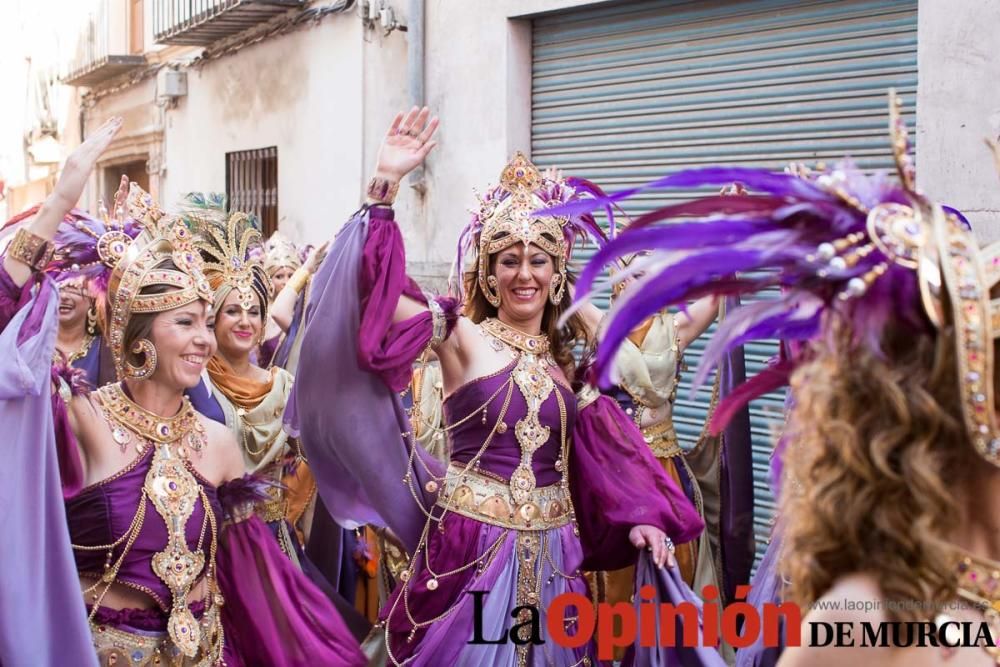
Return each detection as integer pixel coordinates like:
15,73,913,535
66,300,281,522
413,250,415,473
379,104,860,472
66,449,222,611
443,360,576,487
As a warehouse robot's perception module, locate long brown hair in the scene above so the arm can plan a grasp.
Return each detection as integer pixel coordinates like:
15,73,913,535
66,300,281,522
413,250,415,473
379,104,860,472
779,312,986,620
463,252,593,382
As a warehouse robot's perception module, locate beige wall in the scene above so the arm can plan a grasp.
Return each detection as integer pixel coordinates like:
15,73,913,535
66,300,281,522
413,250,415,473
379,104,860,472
916,0,1000,244
161,17,365,245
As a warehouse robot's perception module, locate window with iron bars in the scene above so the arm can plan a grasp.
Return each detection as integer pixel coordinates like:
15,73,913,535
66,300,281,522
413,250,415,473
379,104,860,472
225,147,278,237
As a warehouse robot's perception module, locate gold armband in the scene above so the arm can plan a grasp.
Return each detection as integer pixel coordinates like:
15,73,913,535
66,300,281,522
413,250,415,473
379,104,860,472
7,227,54,271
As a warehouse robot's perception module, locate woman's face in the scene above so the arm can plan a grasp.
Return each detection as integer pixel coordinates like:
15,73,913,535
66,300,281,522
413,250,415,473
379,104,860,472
147,301,216,390
214,289,264,361
493,242,555,324
58,282,91,330
270,267,294,297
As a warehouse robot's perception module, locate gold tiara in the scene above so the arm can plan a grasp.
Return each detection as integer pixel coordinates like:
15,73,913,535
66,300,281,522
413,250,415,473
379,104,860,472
107,188,213,380
475,152,569,306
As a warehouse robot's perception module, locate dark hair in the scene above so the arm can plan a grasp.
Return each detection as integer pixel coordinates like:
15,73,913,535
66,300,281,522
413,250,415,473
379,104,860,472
463,251,593,382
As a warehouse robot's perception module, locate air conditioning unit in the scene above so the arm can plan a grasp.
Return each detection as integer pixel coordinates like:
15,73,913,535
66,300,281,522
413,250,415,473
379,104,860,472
157,69,188,102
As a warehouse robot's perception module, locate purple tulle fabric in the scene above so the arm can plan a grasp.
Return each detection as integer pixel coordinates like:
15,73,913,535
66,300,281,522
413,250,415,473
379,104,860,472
217,512,366,666
572,394,704,571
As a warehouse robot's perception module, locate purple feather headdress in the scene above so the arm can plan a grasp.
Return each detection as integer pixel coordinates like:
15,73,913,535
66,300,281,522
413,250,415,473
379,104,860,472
47,207,143,296
449,151,612,302
547,91,1000,468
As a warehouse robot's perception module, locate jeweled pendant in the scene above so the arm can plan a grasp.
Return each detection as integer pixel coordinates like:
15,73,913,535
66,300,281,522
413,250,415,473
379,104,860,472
426,578,439,591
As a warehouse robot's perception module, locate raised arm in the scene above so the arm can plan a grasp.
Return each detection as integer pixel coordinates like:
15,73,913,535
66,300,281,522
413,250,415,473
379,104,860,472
366,106,440,325
270,241,327,332
4,118,122,287
676,293,720,351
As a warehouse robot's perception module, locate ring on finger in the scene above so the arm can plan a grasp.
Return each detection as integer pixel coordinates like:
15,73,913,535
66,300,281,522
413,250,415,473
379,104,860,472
663,537,675,554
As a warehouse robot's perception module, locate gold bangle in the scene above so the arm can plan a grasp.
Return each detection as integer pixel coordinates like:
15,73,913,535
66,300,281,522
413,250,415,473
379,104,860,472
7,227,54,271
288,266,311,294
366,176,399,205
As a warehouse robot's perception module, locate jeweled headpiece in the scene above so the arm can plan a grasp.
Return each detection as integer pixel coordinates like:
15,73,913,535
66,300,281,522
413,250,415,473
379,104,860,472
263,232,301,277
451,151,610,306
179,192,268,317
106,185,213,380
564,90,1000,468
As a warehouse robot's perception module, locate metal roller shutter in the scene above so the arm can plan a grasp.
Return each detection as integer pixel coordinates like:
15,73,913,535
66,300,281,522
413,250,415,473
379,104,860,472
531,0,918,568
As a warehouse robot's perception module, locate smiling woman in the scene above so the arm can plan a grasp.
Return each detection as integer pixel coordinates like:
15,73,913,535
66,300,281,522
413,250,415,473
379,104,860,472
0,120,365,667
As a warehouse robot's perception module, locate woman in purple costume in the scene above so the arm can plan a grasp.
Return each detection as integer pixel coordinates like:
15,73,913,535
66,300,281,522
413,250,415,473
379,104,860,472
0,118,365,666
287,108,724,667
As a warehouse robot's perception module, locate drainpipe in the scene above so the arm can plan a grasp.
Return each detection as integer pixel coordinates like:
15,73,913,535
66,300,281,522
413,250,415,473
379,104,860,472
407,0,425,194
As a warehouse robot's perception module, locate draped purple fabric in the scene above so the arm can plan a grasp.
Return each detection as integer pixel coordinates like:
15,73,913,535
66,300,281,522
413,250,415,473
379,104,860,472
571,394,704,572
216,513,367,667
622,552,728,667
0,263,97,667
358,207,459,392
284,209,445,551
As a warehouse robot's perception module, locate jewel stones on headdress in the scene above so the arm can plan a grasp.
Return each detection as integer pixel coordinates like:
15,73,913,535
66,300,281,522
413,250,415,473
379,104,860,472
194,211,266,312
107,186,213,380
475,152,570,306
803,90,1000,467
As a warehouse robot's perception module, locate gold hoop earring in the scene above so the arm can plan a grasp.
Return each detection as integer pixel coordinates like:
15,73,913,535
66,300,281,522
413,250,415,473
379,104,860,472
86,306,98,336
124,338,157,380
484,275,502,307
549,273,565,305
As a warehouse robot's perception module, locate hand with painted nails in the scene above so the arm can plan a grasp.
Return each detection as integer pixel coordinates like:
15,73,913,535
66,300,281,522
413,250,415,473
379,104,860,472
374,106,440,182
629,523,677,569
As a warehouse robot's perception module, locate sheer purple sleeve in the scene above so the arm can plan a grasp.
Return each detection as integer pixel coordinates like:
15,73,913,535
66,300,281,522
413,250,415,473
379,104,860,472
570,393,704,572
0,263,84,497
216,510,366,667
358,205,459,392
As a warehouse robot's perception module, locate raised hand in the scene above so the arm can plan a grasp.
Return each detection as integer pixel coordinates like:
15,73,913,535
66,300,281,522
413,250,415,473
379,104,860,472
374,106,439,181
304,241,330,273
51,117,123,212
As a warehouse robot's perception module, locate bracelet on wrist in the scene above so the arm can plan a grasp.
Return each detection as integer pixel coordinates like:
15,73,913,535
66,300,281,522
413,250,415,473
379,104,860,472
288,266,311,294
6,227,55,272
366,176,400,205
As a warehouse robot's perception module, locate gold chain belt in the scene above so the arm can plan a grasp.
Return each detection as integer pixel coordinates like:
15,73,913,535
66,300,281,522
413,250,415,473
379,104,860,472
437,464,572,531
642,420,684,459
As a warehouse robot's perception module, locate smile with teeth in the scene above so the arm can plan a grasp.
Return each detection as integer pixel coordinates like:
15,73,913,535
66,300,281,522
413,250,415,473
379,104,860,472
181,354,206,366
512,287,538,300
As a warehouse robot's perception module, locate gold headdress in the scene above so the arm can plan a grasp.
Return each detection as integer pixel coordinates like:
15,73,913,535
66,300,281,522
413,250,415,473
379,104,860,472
454,152,608,308
263,232,301,277
176,194,268,317
106,186,213,380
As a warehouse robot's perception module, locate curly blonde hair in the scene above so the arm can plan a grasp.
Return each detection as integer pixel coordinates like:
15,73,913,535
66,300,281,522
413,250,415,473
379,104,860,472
779,312,984,621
